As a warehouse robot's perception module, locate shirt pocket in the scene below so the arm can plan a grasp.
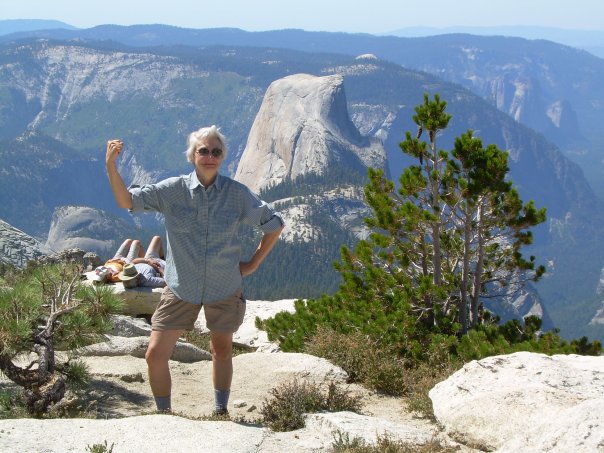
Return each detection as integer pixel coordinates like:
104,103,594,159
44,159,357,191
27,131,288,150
213,210,239,235
166,205,197,232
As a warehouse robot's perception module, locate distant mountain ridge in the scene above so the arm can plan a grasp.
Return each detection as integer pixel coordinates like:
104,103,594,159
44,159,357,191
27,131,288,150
385,25,604,58
0,19,77,36
3,24,603,199
0,32,602,341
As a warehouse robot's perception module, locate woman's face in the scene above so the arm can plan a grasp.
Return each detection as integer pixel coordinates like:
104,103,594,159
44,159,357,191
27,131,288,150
194,135,224,177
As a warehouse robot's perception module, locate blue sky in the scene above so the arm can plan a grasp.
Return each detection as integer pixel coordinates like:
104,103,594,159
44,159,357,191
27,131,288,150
3,0,604,34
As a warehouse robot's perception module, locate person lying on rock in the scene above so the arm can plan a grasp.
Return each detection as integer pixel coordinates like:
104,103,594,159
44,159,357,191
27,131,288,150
105,125,284,416
91,240,132,284
117,236,167,289
92,237,166,288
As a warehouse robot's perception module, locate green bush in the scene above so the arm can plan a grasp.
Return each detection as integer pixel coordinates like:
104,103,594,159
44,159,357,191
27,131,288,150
260,289,453,365
456,316,602,362
0,390,29,419
570,336,603,355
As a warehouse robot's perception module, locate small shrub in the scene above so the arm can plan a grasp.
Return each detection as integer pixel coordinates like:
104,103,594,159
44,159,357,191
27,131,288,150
331,431,459,452
305,326,409,396
0,389,29,419
455,328,513,361
305,327,461,419
455,318,602,363
261,379,362,432
0,386,102,420
570,336,602,355
86,440,114,453
0,263,123,415
203,411,231,421
261,380,322,431
324,382,363,413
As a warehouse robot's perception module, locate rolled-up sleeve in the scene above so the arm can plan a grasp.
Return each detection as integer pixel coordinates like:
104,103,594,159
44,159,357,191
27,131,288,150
259,210,285,233
130,184,162,213
241,187,284,233
129,177,182,213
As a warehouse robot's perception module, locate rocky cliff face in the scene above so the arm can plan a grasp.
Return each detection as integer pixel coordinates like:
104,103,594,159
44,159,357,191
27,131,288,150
10,42,205,125
274,186,371,244
235,74,381,244
45,206,142,259
590,268,604,326
0,219,50,268
235,74,386,193
485,281,554,331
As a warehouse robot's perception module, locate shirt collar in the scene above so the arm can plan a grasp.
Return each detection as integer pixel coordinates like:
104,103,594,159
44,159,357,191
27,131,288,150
187,171,225,192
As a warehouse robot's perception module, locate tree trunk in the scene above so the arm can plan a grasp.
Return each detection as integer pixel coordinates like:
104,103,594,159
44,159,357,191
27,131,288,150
471,202,486,327
0,332,63,415
459,208,473,334
25,373,67,415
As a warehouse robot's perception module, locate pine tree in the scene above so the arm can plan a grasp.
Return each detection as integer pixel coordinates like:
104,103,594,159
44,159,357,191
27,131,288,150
0,263,123,415
262,93,549,358
447,131,546,332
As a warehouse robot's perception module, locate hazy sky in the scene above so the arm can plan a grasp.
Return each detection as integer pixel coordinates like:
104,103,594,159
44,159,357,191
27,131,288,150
3,0,604,34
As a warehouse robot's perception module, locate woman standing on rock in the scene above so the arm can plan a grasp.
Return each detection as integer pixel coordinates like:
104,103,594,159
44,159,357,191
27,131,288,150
105,125,284,415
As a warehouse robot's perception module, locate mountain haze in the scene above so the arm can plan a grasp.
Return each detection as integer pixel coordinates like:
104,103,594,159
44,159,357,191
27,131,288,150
0,30,602,341
386,25,604,58
9,25,601,200
0,19,77,36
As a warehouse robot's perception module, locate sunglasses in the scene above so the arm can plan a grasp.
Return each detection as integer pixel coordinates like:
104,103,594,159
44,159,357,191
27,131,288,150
195,147,223,158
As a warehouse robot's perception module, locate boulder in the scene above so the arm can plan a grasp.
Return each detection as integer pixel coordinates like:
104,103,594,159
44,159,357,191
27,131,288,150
82,274,162,315
0,416,267,452
108,314,153,337
37,247,102,268
76,335,211,363
109,284,163,315
0,410,455,453
429,351,604,452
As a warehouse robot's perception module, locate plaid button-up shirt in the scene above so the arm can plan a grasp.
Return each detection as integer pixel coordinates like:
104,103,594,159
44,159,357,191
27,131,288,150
130,172,284,304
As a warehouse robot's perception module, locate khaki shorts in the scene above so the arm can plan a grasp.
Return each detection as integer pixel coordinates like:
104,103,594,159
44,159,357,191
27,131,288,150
151,286,246,333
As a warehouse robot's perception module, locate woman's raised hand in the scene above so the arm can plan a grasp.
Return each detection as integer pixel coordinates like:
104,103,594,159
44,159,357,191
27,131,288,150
106,139,124,165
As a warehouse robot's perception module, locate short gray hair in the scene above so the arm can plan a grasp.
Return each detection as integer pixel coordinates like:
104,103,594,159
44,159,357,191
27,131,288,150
185,125,228,163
